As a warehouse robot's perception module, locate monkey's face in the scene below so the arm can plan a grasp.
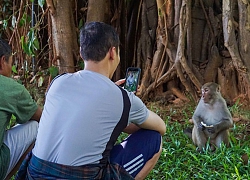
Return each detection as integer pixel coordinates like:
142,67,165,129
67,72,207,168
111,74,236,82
201,87,212,104
201,82,220,104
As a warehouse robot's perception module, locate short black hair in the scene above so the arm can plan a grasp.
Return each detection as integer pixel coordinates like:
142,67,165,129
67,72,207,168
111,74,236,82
80,22,120,62
0,38,11,62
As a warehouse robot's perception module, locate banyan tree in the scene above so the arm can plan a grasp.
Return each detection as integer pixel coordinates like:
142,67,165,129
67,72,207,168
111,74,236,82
1,0,250,105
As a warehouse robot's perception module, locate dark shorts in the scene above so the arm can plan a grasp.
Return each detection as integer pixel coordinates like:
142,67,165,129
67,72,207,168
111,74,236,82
110,129,161,177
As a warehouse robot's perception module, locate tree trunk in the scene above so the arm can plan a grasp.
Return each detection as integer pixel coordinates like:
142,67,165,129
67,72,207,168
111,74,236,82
46,0,77,73
137,0,250,104
222,0,250,101
86,0,111,23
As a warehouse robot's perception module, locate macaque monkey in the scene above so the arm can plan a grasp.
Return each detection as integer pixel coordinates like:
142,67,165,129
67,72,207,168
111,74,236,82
192,82,233,152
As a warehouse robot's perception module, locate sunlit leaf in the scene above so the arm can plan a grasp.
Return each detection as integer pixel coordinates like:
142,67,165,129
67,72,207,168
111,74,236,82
25,30,37,56
3,20,8,29
38,76,44,87
12,65,17,74
33,37,40,50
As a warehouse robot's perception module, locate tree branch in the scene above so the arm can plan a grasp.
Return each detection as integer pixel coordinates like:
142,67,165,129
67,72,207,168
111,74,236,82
46,0,56,15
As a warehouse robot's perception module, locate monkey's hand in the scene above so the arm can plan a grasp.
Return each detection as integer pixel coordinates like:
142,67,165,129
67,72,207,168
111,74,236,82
201,121,214,128
201,121,215,133
198,123,205,131
206,127,216,134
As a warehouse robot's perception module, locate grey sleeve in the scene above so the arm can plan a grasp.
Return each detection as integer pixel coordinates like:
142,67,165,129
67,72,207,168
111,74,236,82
127,92,149,125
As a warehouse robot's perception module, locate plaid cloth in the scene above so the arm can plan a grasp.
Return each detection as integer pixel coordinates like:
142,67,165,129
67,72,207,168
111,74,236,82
15,152,134,180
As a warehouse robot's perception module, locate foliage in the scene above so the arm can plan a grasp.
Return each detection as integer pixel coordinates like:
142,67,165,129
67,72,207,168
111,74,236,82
12,65,18,74
21,29,40,57
0,0,55,85
7,115,16,130
49,66,59,79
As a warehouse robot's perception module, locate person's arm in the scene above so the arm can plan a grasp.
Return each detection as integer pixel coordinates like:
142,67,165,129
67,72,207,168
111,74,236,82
138,110,166,136
30,106,42,122
123,123,141,134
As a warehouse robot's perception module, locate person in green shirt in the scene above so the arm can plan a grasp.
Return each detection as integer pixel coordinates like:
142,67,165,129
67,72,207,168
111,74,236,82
0,38,42,179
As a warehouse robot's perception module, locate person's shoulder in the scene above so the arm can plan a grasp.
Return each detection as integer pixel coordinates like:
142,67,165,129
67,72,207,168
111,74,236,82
46,73,68,91
51,72,71,84
0,75,25,89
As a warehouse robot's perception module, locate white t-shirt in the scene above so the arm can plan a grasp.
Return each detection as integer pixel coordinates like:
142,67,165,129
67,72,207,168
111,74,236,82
33,70,148,166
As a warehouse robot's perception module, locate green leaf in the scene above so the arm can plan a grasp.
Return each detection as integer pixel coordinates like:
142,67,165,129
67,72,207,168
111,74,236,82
21,36,30,55
26,14,32,24
33,37,40,50
38,76,44,87
19,13,28,27
21,28,40,56
12,65,18,74
78,19,84,30
19,18,25,27
3,20,8,29
26,30,37,56
78,61,85,69
49,66,59,79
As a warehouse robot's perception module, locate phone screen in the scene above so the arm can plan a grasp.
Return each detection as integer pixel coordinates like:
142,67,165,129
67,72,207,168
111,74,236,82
124,67,141,92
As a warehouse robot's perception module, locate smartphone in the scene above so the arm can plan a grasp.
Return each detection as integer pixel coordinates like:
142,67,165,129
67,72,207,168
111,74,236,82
124,67,141,92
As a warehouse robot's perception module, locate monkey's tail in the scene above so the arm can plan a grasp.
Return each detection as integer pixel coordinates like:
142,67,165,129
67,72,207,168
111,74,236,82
183,127,193,139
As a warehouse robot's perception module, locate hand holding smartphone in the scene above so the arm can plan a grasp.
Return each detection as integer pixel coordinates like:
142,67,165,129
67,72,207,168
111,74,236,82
124,67,141,92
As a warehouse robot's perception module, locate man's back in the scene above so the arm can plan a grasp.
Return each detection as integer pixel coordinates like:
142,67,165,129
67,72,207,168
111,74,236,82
33,70,147,166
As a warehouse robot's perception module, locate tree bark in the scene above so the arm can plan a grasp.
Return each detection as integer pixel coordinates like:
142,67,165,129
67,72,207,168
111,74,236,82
86,0,111,23
223,0,250,100
47,0,77,73
238,0,250,72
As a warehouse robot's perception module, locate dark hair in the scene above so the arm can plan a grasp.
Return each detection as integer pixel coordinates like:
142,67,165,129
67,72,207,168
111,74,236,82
0,38,11,62
80,22,119,62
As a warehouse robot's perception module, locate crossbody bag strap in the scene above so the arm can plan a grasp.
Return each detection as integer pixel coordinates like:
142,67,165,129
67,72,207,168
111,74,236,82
100,86,131,164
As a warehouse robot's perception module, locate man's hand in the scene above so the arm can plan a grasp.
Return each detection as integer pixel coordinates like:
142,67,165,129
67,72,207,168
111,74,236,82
115,79,125,86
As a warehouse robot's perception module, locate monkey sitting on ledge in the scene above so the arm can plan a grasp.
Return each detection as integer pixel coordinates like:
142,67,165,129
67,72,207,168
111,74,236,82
191,82,233,152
